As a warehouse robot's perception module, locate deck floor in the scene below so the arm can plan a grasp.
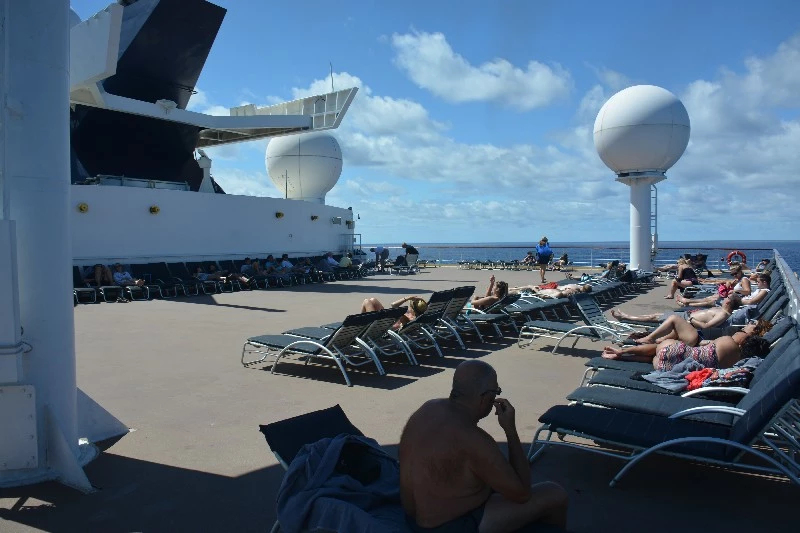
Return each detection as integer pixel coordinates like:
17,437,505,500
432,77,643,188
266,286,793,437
1,267,797,532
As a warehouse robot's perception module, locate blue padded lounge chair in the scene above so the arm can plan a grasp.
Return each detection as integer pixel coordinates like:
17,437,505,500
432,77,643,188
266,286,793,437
584,324,799,395
518,294,637,353
529,360,800,488
259,405,364,533
242,313,382,386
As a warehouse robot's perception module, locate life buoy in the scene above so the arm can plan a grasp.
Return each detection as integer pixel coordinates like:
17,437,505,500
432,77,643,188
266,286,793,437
727,250,747,265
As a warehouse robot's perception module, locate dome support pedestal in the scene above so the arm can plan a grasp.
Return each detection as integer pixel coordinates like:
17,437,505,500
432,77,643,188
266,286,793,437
617,172,665,271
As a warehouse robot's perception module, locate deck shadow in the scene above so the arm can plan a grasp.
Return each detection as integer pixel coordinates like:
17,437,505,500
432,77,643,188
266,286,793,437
250,361,417,390
0,452,286,533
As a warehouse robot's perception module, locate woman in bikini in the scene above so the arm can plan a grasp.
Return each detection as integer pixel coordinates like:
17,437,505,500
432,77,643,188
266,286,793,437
361,295,429,331
509,283,592,299
470,275,509,310
601,320,771,371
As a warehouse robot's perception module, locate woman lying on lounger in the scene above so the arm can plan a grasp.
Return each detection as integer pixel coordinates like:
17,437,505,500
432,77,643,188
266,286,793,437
601,320,771,371
361,295,428,331
610,293,743,333
510,282,592,299
676,273,770,308
470,275,509,310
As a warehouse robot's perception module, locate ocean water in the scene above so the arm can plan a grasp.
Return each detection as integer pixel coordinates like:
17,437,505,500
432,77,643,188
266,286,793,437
367,241,800,274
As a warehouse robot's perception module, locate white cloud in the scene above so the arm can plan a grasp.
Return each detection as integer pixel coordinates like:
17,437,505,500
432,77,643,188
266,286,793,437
203,32,800,242
390,31,572,110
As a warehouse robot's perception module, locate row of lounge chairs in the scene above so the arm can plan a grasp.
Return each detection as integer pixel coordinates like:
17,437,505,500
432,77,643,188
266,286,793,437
72,256,371,304
240,271,655,387
527,269,800,487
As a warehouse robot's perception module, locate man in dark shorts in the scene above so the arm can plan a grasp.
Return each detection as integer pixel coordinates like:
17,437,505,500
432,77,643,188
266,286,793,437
399,360,568,532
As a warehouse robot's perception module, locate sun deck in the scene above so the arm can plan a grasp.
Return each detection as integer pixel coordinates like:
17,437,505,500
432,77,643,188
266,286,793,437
1,266,797,532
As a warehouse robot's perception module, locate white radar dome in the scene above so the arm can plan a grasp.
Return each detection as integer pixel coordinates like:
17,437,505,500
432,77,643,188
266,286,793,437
594,85,690,175
265,133,343,204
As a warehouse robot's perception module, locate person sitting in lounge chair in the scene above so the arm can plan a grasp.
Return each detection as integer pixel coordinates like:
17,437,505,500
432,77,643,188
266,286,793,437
721,265,752,297
676,273,770,308
400,360,568,533
470,275,509,310
521,251,536,267
552,253,569,271
611,294,743,335
112,263,145,287
665,258,699,298
600,321,771,371
84,263,114,286
361,295,428,331
510,282,592,299
755,258,771,272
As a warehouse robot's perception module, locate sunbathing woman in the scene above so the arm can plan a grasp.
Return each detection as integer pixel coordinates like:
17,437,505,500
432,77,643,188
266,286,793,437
610,294,743,334
470,275,508,310
510,283,592,299
600,321,771,371
361,295,428,331
676,273,770,308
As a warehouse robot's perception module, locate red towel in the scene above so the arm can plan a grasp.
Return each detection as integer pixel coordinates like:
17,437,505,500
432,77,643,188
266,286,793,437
539,282,559,290
685,368,714,391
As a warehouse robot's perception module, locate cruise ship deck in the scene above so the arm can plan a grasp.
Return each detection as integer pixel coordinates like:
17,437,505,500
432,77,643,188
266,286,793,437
0,265,797,532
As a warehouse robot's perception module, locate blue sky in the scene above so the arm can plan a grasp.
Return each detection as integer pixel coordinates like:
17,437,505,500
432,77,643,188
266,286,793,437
75,0,800,243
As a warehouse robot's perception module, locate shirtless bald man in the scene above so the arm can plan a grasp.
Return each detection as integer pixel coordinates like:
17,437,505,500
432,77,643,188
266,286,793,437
399,360,568,533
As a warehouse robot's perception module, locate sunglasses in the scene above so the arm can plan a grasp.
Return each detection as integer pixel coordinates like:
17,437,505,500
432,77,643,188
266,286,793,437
481,387,502,396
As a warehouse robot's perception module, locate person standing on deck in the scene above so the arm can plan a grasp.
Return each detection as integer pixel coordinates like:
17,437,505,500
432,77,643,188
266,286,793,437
534,237,553,283
400,360,568,533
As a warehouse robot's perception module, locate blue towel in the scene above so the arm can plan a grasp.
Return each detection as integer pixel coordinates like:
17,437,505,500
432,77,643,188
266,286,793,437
276,434,406,533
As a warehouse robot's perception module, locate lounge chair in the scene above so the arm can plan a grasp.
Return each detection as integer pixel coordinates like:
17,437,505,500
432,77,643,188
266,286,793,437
581,327,799,398
389,290,454,359
259,405,364,533
242,313,383,386
72,266,98,304
518,294,637,353
77,265,125,302
130,263,178,298
287,308,416,366
529,345,800,487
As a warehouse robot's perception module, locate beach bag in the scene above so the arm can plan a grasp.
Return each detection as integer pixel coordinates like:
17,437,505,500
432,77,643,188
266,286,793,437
717,284,732,298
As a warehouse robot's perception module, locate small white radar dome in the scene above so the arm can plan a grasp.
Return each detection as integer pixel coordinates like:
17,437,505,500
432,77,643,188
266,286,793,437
594,85,690,175
265,133,343,204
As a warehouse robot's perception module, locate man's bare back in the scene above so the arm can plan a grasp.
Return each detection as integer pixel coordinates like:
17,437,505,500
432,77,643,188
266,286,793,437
399,360,568,533
400,399,494,527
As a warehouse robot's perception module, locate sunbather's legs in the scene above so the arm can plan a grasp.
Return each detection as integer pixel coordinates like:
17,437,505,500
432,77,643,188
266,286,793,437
609,308,661,322
666,279,693,298
601,345,657,363
480,481,568,532
361,298,385,313
637,315,699,346
676,294,717,307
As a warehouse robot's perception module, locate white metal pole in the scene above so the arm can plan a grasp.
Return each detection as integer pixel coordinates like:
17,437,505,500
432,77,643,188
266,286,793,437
629,180,652,271
0,0,94,490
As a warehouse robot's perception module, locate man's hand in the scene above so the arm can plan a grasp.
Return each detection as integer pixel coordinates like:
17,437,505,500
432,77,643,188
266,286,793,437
494,398,516,432
489,275,495,284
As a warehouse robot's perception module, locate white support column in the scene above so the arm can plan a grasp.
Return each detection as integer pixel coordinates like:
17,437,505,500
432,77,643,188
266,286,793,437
0,0,96,491
629,180,652,271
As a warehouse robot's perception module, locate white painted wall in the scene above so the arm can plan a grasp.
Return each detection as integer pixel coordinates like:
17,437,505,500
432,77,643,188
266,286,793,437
70,185,356,264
